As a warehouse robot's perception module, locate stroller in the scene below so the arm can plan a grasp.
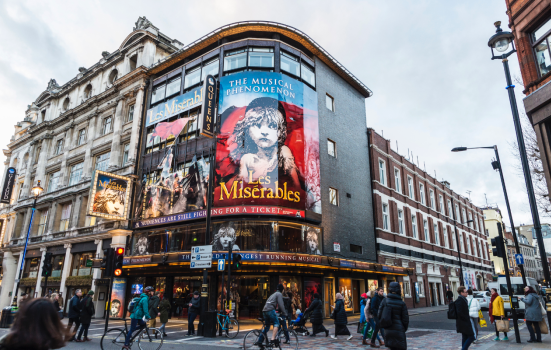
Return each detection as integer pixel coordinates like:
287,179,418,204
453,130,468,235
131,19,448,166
289,309,311,336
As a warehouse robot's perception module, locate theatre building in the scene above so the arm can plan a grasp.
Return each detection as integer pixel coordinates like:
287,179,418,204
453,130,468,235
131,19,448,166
123,21,408,320
368,130,493,309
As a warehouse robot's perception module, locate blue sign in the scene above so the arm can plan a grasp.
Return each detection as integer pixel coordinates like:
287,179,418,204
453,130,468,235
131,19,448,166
145,85,204,127
190,262,196,268
515,254,524,265
218,259,225,271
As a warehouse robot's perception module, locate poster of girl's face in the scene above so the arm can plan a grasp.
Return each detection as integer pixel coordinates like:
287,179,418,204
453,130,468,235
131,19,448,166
305,227,321,255
134,234,149,255
211,222,240,251
214,72,321,215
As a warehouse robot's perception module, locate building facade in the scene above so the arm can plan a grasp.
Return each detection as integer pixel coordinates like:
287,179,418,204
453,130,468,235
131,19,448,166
368,129,493,310
484,207,508,275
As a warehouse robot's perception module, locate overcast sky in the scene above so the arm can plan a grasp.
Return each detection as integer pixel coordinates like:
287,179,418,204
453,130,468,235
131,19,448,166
0,0,543,228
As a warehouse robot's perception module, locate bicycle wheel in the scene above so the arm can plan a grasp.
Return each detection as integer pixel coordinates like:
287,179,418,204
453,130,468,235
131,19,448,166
137,328,163,350
100,328,127,350
225,318,240,338
279,330,299,350
243,329,262,350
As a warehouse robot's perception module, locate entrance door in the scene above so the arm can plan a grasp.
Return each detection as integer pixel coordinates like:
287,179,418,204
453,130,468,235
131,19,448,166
324,280,334,318
353,280,360,313
436,283,442,305
429,283,436,306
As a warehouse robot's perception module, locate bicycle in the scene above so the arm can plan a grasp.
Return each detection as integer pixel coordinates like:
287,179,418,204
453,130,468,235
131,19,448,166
100,318,163,350
216,310,240,338
243,315,298,350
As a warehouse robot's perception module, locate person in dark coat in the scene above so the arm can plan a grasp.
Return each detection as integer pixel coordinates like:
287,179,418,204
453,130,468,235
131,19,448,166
521,286,543,343
370,287,386,347
304,293,329,337
446,288,454,303
330,293,352,340
158,295,171,337
148,290,160,329
187,291,201,336
455,286,475,350
377,282,409,350
67,289,82,341
75,291,95,342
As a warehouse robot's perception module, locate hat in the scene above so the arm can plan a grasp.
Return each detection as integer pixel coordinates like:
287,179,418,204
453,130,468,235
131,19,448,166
361,293,368,299
277,284,284,292
295,309,301,315
389,282,401,295
193,291,200,296
88,290,95,295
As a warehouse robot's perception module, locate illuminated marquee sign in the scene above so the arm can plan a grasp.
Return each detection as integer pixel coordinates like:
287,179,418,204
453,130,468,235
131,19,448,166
199,75,216,138
145,85,204,127
88,171,132,220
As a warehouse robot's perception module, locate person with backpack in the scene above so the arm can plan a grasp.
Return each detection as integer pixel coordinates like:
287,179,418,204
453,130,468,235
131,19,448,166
375,282,409,350
123,287,151,349
148,290,160,329
75,291,95,342
330,293,352,340
489,287,508,341
304,293,329,337
369,287,386,347
453,286,476,350
466,289,481,342
67,289,82,342
158,295,171,338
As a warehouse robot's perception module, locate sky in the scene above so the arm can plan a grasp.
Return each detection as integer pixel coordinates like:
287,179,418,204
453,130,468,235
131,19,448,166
0,0,543,228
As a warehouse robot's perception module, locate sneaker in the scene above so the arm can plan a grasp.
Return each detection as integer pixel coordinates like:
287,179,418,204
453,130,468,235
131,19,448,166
330,335,337,339
502,336,509,341
347,335,353,341
493,337,500,341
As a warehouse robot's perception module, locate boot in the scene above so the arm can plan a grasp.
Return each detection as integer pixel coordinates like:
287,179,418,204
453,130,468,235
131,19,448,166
379,339,385,346
362,339,369,345
370,343,380,348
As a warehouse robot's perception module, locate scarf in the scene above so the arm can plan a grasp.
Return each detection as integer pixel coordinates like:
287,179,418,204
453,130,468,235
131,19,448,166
489,293,498,324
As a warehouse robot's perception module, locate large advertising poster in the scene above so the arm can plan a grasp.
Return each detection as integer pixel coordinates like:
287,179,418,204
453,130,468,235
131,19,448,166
214,72,321,217
339,278,354,312
88,171,131,220
304,277,322,310
110,278,127,318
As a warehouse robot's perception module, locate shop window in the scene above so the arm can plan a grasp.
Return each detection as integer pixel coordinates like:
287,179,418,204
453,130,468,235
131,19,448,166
325,94,334,111
23,258,39,278
329,187,338,206
218,275,269,319
172,276,204,318
52,255,64,278
59,203,72,232
327,139,336,157
71,252,94,276
403,281,411,297
350,244,362,254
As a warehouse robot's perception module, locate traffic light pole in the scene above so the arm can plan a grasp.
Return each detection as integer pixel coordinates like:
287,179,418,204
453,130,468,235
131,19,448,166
226,246,233,313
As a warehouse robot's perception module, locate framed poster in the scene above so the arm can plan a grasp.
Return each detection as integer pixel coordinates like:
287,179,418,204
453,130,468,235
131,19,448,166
339,278,353,312
110,278,127,318
304,277,322,310
368,279,378,292
88,171,131,220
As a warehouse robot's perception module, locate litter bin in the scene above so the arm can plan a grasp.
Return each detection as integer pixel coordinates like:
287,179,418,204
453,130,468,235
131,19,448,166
0,307,11,328
198,311,218,338
8,308,17,328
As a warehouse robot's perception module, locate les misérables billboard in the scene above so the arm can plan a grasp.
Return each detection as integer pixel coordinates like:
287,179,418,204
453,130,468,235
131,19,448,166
214,71,321,218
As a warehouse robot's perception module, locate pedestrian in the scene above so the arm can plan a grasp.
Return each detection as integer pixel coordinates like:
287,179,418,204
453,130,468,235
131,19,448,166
359,293,367,333
123,287,151,349
67,289,82,342
362,291,383,346
0,298,70,350
187,291,201,336
455,286,476,350
255,284,288,347
50,293,61,311
158,295,171,337
521,286,543,343
330,293,352,340
376,282,409,350
148,290,160,329
489,287,508,341
280,291,292,343
466,289,481,342
304,293,329,337
446,288,454,303
369,287,386,347
75,290,95,342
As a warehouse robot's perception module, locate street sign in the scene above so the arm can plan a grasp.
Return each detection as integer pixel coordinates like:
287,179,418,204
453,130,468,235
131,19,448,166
190,245,212,269
514,254,524,265
333,242,340,252
218,259,225,271
86,259,93,267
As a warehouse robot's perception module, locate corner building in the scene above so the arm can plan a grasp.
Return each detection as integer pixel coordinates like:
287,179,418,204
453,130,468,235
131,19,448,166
126,21,403,320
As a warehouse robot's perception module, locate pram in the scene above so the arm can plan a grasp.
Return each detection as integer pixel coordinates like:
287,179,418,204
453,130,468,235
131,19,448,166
289,309,311,336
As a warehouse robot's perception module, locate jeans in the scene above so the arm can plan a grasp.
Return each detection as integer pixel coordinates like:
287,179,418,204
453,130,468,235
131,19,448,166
462,333,475,350
470,317,478,339
158,322,167,334
188,312,198,335
370,316,385,344
257,311,279,344
526,320,542,342
67,317,80,340
77,323,90,340
280,317,290,341
363,318,380,341
125,319,146,346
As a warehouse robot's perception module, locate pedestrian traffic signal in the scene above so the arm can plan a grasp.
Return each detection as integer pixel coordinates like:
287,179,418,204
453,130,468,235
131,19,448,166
41,252,53,277
101,248,114,278
232,253,242,270
491,236,505,258
113,247,124,277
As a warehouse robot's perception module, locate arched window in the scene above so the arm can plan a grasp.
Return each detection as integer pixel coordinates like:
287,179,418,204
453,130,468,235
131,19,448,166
109,70,118,85
23,153,29,167
62,97,70,111
84,84,92,99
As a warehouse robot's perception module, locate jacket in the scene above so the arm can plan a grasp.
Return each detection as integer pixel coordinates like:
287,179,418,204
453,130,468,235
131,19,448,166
79,296,95,324
131,293,151,320
148,295,160,319
455,296,474,336
466,295,481,318
333,299,347,325
263,291,287,316
371,293,384,318
68,295,81,319
365,298,374,319
305,297,323,324
360,298,366,323
522,293,543,322
189,296,201,314
159,299,171,324
491,295,505,317
283,295,292,319
377,294,409,350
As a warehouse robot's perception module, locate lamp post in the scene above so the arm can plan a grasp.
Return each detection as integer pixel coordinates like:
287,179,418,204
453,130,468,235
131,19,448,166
12,180,43,306
450,196,465,287
451,146,527,286
488,21,551,326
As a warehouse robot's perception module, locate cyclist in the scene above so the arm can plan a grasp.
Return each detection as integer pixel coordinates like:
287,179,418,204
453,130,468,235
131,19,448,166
122,286,152,349
255,284,288,347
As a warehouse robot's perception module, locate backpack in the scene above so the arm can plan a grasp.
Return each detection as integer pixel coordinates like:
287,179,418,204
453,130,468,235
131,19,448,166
447,300,457,319
128,297,138,313
379,300,392,328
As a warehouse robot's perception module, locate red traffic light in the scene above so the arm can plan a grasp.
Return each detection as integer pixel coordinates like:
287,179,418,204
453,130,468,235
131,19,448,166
115,247,125,255
114,268,122,276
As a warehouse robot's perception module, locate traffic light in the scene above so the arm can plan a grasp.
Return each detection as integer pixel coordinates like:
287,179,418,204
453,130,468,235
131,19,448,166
113,247,124,277
101,248,114,278
41,253,53,277
491,236,505,258
232,253,242,270
161,255,168,265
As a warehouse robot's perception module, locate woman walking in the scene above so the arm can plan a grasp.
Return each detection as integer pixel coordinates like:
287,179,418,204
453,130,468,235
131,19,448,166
362,291,383,346
50,293,61,311
330,293,353,340
75,291,95,342
158,295,171,337
303,293,329,337
359,293,367,333
489,288,508,341
466,289,481,342
521,286,543,343
376,282,409,350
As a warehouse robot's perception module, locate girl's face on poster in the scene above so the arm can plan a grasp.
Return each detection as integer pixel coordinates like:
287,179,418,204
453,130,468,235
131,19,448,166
248,116,279,149
219,227,236,249
106,196,124,216
308,238,318,251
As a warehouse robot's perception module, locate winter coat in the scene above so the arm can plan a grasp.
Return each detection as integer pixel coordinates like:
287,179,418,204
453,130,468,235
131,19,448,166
79,296,95,324
159,299,171,324
333,299,347,325
189,296,201,314
377,294,409,350
305,298,323,324
522,293,543,322
131,293,151,320
365,298,374,319
490,295,505,317
466,295,481,318
371,293,384,319
455,296,474,336
360,298,366,324
68,295,81,319
283,295,292,319
148,295,160,319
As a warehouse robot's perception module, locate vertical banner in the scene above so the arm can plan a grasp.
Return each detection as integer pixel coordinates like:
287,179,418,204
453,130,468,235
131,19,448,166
199,75,216,138
0,167,16,204
110,278,127,318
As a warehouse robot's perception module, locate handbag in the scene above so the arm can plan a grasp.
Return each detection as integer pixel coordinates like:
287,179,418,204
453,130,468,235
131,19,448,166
478,310,487,327
57,310,64,320
496,319,509,333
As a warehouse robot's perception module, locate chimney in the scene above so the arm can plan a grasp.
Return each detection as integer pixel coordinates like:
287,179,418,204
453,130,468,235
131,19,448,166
442,180,451,189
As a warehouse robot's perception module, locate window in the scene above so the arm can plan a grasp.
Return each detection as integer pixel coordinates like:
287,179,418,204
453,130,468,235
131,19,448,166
184,66,201,88
122,143,130,165
23,258,39,278
47,171,60,192
248,47,274,68
328,139,336,157
403,281,411,297
62,97,70,111
108,70,118,84
54,139,64,155
71,252,94,276
418,280,424,297
126,105,135,123
439,195,444,214
68,162,83,186
301,62,316,87
429,189,435,209
478,240,483,258
166,78,181,97
444,227,449,248
379,160,386,185
467,212,473,228
326,94,334,111
467,236,472,255
34,147,41,164
453,232,457,250
462,208,467,224
51,255,64,277
480,219,484,234
383,204,389,230
280,51,300,76
101,117,112,135
447,200,453,218
408,177,414,199
419,184,425,205
201,58,219,81
95,152,111,172
412,215,418,239
129,55,137,71
17,182,23,200
224,49,247,72
394,169,401,193
84,84,92,99
151,84,166,104
433,224,439,245
459,233,464,252
37,210,48,236
329,187,338,206
423,220,429,242
350,244,362,254
531,18,551,76
59,203,72,231
455,204,460,222
398,210,404,234
77,129,86,145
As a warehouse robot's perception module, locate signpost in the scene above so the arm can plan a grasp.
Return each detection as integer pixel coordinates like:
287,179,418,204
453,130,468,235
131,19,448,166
190,245,212,269
514,254,524,265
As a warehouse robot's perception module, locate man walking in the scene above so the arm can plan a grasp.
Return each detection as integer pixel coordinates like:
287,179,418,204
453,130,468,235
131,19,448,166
187,291,201,336
370,287,385,348
446,287,454,304
455,286,476,350
67,289,82,342
148,290,160,329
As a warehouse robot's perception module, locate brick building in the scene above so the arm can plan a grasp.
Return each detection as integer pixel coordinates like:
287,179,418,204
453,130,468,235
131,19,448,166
368,129,493,309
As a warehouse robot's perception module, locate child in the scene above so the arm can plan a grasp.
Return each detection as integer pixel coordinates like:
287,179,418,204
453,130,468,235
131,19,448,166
291,309,303,327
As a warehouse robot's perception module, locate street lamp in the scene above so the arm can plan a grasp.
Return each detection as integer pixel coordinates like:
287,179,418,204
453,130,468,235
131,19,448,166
12,180,43,306
488,21,551,327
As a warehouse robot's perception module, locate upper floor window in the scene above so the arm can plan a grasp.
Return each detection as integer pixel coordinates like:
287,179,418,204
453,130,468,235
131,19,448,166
328,139,336,157
125,105,135,124
459,233,464,253
201,58,220,81
480,219,485,234
301,61,315,87
37,210,48,236
151,83,166,104
398,209,404,234
281,51,300,76
474,215,479,231
102,117,112,135
47,171,60,193
84,84,92,99
59,203,72,231
184,66,201,89
412,215,418,239
468,212,473,228
95,152,111,172
34,147,41,164
444,226,449,248
382,204,389,230
326,94,334,111
394,169,401,193
462,208,467,224
68,162,83,186
62,98,70,111
379,160,386,185
166,77,181,98
54,139,64,155
223,49,247,73
248,47,274,68
433,224,439,245
122,143,130,165
77,129,86,146
439,195,444,214
531,18,551,76
429,189,435,209
423,220,429,242
108,69,118,85
407,176,414,200
329,187,338,206
447,200,453,218
419,183,425,205
455,204,460,222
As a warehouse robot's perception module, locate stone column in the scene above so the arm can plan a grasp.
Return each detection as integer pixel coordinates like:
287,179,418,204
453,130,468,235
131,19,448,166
46,201,58,235
0,251,17,307
70,195,82,230
82,113,98,180
108,96,125,171
127,86,145,165
19,207,33,238
35,137,51,187
59,243,73,303
34,247,47,297
22,142,37,197
11,252,24,306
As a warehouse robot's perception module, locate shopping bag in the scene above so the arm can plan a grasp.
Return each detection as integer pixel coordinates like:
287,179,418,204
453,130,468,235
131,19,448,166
539,318,549,334
366,327,374,339
496,319,509,333
478,310,487,328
